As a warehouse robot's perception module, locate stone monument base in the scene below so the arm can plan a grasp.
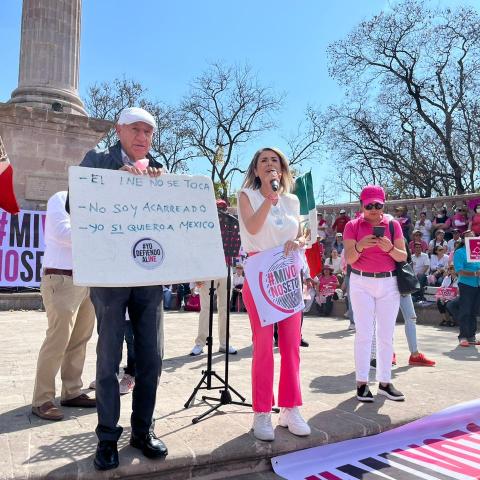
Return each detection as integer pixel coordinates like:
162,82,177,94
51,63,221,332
0,103,111,209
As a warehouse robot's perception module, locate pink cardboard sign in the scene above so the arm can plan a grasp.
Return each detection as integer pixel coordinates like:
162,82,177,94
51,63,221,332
435,286,458,301
466,237,480,262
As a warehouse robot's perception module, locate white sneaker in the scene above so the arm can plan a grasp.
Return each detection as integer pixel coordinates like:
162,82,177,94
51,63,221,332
252,412,274,441
89,379,96,390
278,407,311,436
219,345,237,354
190,344,203,356
119,374,135,395
348,322,355,331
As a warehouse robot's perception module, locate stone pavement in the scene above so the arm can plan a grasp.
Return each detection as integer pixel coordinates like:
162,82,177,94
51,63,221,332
0,309,479,480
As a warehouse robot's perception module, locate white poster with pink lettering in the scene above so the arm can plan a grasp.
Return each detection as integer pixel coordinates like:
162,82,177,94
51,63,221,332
243,246,304,326
465,237,480,262
272,398,480,479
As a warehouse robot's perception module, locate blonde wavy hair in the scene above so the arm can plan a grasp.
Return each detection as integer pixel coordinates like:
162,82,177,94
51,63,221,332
241,147,293,193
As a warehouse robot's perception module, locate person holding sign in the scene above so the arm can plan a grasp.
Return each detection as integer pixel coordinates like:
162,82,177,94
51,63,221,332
75,107,167,471
437,265,458,327
453,234,480,347
343,185,407,403
238,147,311,442
315,264,339,316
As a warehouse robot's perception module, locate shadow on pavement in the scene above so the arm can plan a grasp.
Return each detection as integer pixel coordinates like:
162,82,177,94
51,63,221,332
0,394,97,435
309,365,410,396
442,345,480,361
316,329,355,340
163,345,252,374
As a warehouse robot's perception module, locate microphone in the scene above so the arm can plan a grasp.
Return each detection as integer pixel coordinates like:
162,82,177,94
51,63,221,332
270,179,279,192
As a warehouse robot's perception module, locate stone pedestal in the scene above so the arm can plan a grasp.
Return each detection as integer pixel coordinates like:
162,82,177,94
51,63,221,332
0,103,111,209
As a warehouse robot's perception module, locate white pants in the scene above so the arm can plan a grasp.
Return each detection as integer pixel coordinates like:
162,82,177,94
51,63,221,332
195,277,230,348
350,273,400,383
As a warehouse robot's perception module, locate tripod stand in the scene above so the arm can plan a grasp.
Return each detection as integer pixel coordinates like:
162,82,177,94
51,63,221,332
184,210,252,423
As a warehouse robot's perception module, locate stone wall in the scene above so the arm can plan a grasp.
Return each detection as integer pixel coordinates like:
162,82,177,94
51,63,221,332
317,193,480,228
0,103,111,209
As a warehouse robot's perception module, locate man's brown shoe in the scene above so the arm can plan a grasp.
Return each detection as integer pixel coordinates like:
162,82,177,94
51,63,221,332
32,402,64,421
60,393,96,408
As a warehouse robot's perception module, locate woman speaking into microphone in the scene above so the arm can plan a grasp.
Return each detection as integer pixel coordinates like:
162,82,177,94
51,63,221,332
237,147,310,442
343,185,407,403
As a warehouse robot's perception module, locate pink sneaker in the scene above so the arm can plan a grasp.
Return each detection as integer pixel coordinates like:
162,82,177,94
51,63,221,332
392,353,397,366
408,353,436,367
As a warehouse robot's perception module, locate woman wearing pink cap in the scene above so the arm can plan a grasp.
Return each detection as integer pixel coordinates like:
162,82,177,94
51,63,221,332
343,185,407,402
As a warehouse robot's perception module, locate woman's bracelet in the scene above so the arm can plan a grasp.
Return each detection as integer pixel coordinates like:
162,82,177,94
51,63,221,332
354,243,363,254
387,245,395,254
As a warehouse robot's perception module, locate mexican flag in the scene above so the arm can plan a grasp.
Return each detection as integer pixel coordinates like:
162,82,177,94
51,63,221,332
294,171,317,247
0,137,19,215
294,172,322,278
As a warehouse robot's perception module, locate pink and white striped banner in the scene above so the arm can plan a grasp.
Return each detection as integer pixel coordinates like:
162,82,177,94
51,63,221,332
272,399,480,479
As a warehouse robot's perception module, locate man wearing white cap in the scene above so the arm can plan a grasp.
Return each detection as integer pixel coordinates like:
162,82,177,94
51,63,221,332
75,107,167,470
332,209,350,236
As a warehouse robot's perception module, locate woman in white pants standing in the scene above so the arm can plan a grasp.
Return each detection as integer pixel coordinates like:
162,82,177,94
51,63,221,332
343,185,407,402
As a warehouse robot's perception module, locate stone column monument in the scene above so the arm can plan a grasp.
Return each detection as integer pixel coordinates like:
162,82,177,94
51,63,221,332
0,0,111,209
9,0,86,115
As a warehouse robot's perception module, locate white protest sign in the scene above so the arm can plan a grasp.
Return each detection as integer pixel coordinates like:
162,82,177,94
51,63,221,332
243,246,304,326
68,166,227,286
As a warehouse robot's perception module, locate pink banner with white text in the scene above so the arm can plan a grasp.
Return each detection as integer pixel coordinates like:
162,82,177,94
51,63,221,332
0,209,45,287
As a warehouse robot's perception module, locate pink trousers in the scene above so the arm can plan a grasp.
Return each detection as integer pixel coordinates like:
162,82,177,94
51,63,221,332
242,278,303,412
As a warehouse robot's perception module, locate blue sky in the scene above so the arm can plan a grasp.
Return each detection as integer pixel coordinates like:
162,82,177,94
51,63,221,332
0,0,477,200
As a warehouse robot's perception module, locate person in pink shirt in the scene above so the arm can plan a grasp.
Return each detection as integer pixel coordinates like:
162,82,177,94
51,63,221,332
408,230,428,253
315,265,339,316
447,206,469,235
332,209,350,234
468,204,480,236
343,185,407,403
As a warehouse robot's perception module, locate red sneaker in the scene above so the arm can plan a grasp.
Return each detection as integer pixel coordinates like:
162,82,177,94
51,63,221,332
392,353,397,366
459,339,470,347
408,353,436,367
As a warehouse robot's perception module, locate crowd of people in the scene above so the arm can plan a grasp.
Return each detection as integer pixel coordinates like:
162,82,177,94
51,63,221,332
307,202,479,321
30,107,480,472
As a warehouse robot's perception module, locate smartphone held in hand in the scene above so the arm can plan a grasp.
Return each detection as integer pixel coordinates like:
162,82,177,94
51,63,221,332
373,225,385,237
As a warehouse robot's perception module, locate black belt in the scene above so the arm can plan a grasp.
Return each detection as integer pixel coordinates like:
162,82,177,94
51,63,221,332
44,268,73,276
351,268,396,278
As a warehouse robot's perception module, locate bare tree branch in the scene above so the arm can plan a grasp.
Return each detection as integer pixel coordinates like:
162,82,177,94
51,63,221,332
182,62,283,199
326,0,480,195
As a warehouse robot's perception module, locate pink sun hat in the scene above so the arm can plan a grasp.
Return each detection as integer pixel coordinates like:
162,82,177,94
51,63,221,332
359,185,386,205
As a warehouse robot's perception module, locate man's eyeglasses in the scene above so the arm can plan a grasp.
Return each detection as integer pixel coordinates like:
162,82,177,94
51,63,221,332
364,203,384,210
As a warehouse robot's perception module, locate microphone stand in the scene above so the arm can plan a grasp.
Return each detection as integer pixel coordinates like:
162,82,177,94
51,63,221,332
184,209,252,423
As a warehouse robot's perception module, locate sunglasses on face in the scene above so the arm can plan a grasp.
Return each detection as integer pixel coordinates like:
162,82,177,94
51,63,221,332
364,203,384,210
